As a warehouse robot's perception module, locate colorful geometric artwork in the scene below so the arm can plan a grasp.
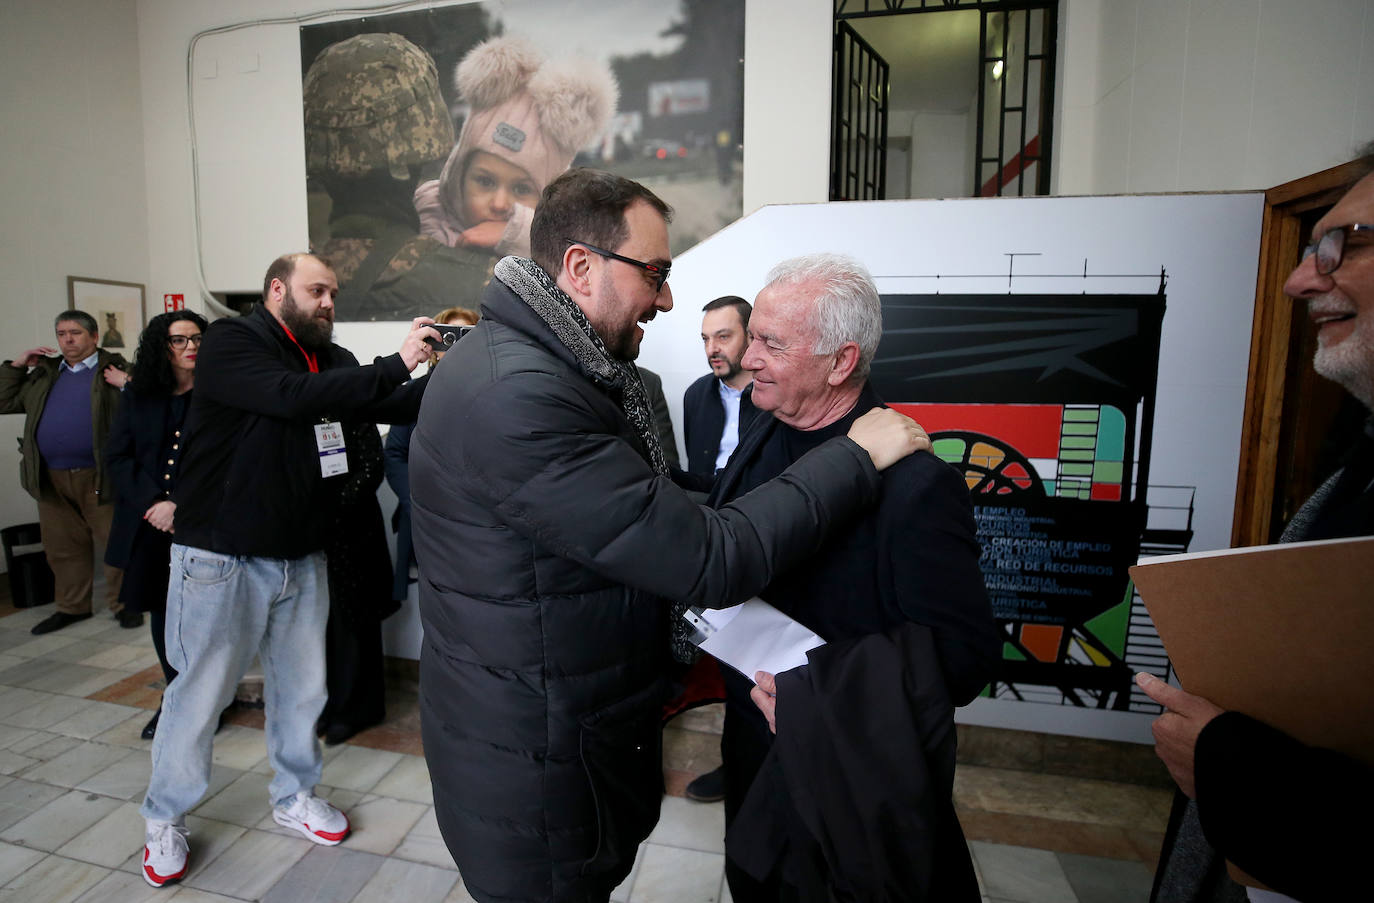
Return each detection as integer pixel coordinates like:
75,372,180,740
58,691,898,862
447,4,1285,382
886,403,1142,706
871,294,1168,711
890,403,1127,502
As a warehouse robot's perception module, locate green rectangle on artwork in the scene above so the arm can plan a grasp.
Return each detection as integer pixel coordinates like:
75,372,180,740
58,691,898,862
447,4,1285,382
1061,463,1094,476
932,438,966,460
1063,423,1097,436
1061,436,1096,449
1064,408,1100,422
1060,449,1094,461
1094,461,1124,483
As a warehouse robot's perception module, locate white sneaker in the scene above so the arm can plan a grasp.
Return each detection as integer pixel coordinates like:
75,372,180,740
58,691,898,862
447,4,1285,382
142,820,189,888
272,792,350,845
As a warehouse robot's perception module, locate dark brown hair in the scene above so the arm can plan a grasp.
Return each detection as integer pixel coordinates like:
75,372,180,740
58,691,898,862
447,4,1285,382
262,253,332,303
701,295,751,329
530,168,672,277
55,310,98,335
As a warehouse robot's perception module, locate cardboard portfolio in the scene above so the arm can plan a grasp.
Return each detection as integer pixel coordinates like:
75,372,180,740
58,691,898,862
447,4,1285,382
1129,535,1374,764
1129,535,1374,889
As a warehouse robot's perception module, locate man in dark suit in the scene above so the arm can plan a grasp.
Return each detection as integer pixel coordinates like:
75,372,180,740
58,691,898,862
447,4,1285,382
638,366,681,469
710,253,1000,902
682,295,759,477
680,295,759,802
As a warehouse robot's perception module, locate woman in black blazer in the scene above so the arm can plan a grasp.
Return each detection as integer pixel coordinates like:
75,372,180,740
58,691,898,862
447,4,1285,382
105,310,207,739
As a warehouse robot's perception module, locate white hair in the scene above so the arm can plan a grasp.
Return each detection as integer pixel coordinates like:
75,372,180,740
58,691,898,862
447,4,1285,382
762,253,883,381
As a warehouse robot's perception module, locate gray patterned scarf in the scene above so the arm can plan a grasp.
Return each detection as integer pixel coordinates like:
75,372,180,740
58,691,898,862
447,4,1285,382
496,257,697,662
496,256,668,476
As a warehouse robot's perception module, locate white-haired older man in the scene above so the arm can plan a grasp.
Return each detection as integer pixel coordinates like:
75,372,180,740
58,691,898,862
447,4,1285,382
708,254,1000,902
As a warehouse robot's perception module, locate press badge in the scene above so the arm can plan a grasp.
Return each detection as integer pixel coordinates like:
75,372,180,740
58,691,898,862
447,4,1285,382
314,421,348,477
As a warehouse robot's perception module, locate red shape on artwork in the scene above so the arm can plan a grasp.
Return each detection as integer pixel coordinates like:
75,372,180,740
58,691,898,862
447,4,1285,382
1019,623,1063,663
889,403,1063,458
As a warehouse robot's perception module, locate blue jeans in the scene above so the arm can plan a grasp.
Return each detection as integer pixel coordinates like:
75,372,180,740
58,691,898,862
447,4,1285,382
141,544,328,823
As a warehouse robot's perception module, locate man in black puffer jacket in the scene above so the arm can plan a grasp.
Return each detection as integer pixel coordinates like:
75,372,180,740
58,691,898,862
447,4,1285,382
410,168,928,903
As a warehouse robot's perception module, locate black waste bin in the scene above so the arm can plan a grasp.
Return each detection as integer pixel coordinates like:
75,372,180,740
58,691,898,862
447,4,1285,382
1,522,54,609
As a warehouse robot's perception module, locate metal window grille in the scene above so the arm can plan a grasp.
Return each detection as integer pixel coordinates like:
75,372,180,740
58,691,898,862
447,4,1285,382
976,2,1058,196
833,0,1059,199
831,20,889,201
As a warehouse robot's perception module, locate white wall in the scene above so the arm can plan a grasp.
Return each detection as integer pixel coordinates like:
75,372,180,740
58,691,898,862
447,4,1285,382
910,110,970,199
1057,0,1374,195
0,0,149,548
742,0,832,210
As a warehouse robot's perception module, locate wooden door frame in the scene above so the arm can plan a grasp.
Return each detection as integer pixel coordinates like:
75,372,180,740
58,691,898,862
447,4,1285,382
1231,158,1367,547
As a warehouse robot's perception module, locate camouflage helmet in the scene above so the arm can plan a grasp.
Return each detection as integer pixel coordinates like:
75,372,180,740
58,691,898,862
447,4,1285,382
303,33,454,179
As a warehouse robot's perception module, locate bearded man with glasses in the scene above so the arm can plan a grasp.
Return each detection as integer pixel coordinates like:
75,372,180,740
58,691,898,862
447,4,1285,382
1142,148,1374,903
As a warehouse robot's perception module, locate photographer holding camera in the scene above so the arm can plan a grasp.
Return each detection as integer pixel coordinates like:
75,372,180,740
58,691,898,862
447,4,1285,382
138,252,436,888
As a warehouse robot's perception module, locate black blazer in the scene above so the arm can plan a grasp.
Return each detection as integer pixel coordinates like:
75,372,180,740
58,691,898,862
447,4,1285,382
638,366,681,469
681,372,759,476
104,389,188,568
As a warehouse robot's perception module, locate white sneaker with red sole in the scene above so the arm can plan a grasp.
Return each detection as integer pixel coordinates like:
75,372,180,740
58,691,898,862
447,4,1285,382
143,820,189,888
272,792,351,845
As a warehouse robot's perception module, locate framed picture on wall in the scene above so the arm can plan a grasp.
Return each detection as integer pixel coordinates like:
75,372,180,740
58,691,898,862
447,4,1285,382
67,276,146,351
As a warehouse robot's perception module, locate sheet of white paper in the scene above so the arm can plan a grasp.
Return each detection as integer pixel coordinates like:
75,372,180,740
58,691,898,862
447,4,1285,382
695,597,825,681
699,604,742,631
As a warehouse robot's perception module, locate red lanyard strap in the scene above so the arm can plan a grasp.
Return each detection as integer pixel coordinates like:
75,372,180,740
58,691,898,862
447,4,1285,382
277,320,319,373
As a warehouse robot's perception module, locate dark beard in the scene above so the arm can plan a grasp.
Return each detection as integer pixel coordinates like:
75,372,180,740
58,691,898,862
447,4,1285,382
280,292,334,351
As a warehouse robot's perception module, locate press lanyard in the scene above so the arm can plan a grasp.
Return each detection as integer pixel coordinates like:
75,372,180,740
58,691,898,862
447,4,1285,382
276,319,346,475
277,321,319,373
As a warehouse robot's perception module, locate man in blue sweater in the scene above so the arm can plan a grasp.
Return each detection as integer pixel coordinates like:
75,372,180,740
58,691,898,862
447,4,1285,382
1,310,130,634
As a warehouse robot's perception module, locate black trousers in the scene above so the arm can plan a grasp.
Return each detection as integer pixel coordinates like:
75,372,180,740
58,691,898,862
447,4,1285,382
319,605,386,733
722,679,801,903
120,523,177,688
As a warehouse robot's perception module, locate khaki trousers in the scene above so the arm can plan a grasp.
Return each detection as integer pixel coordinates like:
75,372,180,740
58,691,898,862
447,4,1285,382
37,466,123,616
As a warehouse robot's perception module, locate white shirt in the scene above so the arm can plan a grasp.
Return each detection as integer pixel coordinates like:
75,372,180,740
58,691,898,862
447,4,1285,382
1248,890,1300,903
714,380,745,473
59,350,100,373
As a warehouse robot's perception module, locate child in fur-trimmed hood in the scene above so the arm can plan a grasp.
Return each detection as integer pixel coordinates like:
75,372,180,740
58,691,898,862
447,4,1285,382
413,37,617,257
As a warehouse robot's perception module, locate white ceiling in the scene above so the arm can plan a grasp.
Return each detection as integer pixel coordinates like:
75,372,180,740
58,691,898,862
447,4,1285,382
850,9,982,115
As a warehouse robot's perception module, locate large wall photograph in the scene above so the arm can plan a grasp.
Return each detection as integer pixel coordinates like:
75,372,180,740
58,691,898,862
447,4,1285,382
300,0,745,322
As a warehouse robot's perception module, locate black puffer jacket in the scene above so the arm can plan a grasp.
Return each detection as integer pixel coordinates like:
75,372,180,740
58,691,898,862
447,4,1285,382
411,270,885,903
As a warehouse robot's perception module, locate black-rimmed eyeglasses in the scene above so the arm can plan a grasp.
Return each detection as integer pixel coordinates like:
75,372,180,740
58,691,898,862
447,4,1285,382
565,238,670,292
167,334,205,349
1302,224,1374,276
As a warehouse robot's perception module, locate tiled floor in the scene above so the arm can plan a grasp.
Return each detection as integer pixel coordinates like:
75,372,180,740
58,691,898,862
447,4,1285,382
0,599,1162,902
